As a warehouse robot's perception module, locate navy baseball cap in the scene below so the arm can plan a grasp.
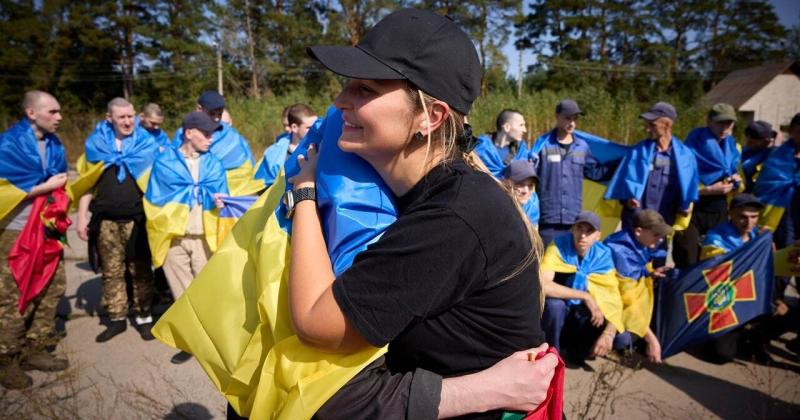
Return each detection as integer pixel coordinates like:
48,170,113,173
198,90,225,110
791,113,800,127
307,8,481,115
640,102,677,121
745,121,777,140
555,99,583,116
575,211,602,232
729,193,763,210
182,111,220,132
505,160,538,183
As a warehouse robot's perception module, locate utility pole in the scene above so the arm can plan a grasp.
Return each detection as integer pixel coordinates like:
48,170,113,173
215,41,223,95
517,48,523,99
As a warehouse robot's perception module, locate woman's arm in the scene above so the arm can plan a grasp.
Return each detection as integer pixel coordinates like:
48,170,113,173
288,144,370,353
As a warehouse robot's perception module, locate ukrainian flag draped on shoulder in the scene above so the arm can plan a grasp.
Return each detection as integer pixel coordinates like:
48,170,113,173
174,122,263,196
0,118,67,221
752,142,798,231
254,132,292,187
700,221,758,261
67,120,157,206
684,127,740,187
603,137,698,230
603,230,654,337
473,135,507,178
143,147,229,267
522,193,540,227
541,234,624,332
152,106,395,418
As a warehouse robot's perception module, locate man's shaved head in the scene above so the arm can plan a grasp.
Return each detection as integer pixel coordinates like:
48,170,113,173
107,97,133,115
22,90,57,113
23,90,61,137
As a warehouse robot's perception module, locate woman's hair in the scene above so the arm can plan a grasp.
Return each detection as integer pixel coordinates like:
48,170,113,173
403,83,543,281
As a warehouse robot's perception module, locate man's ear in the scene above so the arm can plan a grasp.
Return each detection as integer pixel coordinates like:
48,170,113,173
24,107,35,121
106,112,112,123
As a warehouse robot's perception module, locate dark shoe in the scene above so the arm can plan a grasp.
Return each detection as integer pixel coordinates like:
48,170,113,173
0,358,33,390
21,352,69,372
95,320,127,343
137,323,155,341
170,351,192,365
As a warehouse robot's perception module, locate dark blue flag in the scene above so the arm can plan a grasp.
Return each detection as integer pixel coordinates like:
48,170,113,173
656,232,774,359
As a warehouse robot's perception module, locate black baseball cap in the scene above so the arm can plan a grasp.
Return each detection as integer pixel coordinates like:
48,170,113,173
729,193,763,210
505,159,538,183
555,99,583,116
307,8,481,115
791,113,800,128
745,121,777,140
640,102,677,122
182,111,220,133
198,90,225,110
575,211,602,232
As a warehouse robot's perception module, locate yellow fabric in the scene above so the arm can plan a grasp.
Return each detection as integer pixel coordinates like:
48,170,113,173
0,179,27,222
151,177,386,418
143,200,220,268
217,217,238,247
541,243,624,333
617,274,654,337
584,179,620,237
774,244,800,277
760,204,785,232
700,245,727,261
227,160,265,196
66,154,105,207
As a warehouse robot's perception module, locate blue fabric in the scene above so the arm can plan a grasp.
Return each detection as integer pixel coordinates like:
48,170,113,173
552,233,615,305
85,120,158,183
140,123,170,150
604,137,698,212
473,135,506,178
656,232,774,358
752,142,800,208
604,229,653,281
145,147,228,210
741,147,771,192
684,127,740,187
0,118,67,192
703,220,758,254
282,106,398,276
173,122,255,170
253,132,294,187
542,298,605,357
526,129,624,224
219,195,259,218
522,192,540,226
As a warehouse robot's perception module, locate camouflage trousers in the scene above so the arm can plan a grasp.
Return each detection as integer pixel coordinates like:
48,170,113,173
0,229,67,356
97,220,154,320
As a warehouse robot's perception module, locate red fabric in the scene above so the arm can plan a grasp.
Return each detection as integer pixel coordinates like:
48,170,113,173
8,187,71,313
524,347,565,420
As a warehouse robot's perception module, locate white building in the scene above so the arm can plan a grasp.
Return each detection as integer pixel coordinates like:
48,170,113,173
703,61,800,133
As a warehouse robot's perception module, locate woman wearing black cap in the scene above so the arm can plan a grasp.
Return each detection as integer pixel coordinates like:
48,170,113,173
279,8,556,419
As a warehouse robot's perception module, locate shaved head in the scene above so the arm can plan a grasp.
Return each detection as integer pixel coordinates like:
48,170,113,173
23,90,61,137
107,97,133,115
22,90,57,113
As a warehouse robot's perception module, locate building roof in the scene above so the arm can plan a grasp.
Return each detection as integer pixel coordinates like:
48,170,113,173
703,61,800,108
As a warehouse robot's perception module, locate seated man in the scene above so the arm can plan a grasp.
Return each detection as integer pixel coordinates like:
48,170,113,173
701,193,761,260
540,211,623,363
502,159,539,228
604,210,673,364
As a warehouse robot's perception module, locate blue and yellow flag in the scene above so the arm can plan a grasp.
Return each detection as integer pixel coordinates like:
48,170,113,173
253,132,292,187
541,234,624,332
603,229,655,337
684,127,741,188
473,135,508,178
603,137,698,230
741,146,771,193
700,221,758,261
174,122,263,196
216,195,259,247
0,118,68,221
152,106,396,418
655,232,773,359
752,142,798,231
141,124,170,151
67,120,157,206
143,147,229,267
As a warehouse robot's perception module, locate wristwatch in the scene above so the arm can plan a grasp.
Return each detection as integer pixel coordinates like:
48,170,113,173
284,187,316,219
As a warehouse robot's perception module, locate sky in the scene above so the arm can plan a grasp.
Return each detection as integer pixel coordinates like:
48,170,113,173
502,0,800,77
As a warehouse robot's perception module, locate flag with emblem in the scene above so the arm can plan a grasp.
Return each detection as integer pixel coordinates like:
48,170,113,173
655,232,774,359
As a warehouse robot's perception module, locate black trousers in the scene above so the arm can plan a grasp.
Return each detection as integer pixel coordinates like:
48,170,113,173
672,209,727,269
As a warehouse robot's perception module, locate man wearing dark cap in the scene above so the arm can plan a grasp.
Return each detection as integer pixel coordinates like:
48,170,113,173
172,91,261,196
676,103,742,267
604,102,699,247
525,99,611,246
741,121,778,193
145,112,229,364
604,209,674,364
540,211,624,364
503,159,539,227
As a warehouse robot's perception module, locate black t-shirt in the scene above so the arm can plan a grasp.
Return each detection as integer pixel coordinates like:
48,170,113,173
90,165,144,219
332,158,544,378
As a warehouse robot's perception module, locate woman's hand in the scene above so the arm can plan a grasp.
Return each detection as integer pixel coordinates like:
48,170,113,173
479,344,558,412
288,143,319,190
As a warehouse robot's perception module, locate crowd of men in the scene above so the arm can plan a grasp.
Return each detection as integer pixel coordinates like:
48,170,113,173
0,88,798,391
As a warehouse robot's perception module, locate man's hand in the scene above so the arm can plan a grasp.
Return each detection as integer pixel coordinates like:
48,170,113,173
626,198,640,209
213,193,226,209
644,335,663,363
76,215,89,241
651,265,672,280
704,180,734,195
591,332,613,358
583,294,605,327
45,173,68,191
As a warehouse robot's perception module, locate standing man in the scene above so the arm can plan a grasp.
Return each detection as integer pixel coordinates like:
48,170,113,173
145,112,229,364
474,109,528,178
527,99,609,245
139,103,169,150
254,104,318,188
605,102,698,239
741,121,777,193
674,103,741,268
71,98,158,343
0,91,69,389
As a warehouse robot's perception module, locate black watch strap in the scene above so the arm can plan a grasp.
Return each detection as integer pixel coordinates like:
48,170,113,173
293,187,316,203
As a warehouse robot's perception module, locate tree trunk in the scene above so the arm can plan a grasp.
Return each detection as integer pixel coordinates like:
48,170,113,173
244,0,260,98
